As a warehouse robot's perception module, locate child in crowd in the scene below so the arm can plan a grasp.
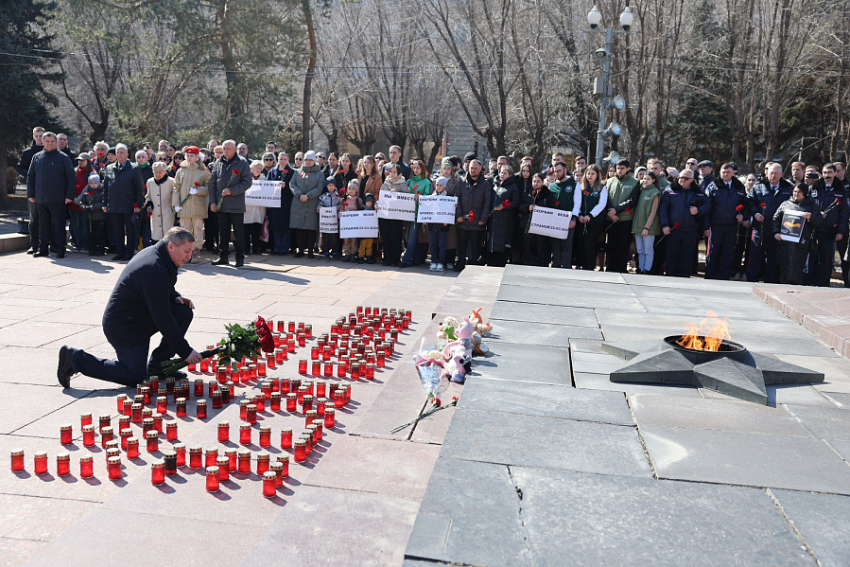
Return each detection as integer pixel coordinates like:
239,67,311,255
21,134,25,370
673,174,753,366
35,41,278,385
340,179,363,262
358,194,376,264
632,170,661,274
244,160,267,255
146,162,175,243
318,176,341,259
78,173,107,256
428,176,452,272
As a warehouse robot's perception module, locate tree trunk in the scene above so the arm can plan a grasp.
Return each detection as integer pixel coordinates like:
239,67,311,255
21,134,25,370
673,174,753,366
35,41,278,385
301,0,317,152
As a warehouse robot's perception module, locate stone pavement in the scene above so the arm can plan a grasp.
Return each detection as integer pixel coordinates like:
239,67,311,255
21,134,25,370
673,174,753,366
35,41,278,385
404,265,850,567
0,249,499,566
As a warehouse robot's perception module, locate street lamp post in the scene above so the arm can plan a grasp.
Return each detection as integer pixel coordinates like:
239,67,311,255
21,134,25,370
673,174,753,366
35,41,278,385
588,5,632,166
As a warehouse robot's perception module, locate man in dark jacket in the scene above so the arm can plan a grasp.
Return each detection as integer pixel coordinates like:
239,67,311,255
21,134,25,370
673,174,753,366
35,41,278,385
659,169,708,277
209,140,253,266
102,144,145,261
266,151,294,255
382,145,412,180
57,227,202,388
808,164,850,287
17,127,45,254
746,162,794,283
57,133,77,161
455,159,492,271
26,132,76,258
703,163,748,280
834,162,850,287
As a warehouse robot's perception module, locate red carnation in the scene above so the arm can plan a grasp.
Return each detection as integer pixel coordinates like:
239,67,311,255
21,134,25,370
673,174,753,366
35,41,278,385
674,222,680,229
254,315,275,353
468,211,475,221
555,201,560,206
626,208,633,214
735,204,744,212
232,169,239,174
193,181,199,186
760,202,766,208
502,199,510,209
434,398,441,407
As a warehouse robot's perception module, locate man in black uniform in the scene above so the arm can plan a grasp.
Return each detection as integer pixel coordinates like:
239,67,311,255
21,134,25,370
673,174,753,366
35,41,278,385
17,127,45,254
57,227,202,388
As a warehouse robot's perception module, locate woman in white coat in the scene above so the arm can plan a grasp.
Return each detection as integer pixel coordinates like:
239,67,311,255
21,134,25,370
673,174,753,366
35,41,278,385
145,162,175,242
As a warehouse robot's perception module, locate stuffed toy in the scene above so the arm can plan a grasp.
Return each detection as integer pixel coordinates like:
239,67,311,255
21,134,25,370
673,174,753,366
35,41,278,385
438,316,459,341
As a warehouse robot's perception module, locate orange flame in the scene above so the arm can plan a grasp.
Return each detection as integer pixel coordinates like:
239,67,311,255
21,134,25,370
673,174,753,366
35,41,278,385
676,311,731,352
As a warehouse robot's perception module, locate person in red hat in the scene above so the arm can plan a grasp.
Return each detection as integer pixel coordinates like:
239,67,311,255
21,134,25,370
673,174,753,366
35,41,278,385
172,146,211,263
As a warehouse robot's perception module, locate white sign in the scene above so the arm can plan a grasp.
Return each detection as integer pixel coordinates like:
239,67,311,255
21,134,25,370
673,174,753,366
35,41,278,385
319,207,339,234
779,210,806,243
340,210,379,239
417,194,457,224
244,179,281,207
377,190,416,222
528,206,572,240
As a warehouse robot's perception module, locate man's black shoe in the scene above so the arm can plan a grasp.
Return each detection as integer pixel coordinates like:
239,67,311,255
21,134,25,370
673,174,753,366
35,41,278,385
111,254,122,261
398,262,410,269
235,260,244,267
211,258,229,266
33,250,49,257
57,346,74,388
56,251,65,259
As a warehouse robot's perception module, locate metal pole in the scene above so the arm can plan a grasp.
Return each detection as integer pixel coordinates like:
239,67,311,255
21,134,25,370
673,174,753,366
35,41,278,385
595,27,613,166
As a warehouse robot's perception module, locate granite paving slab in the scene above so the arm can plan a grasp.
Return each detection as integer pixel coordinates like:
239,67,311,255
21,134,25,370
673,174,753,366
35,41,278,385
497,284,645,310
0,321,93,348
571,350,629,375
822,392,850,408
772,489,850,567
487,320,602,345
502,263,627,283
827,438,850,461
637,297,788,321
641,425,850,494
776,354,850,393
511,467,813,567
488,300,599,327
628,394,814,436
441,408,651,478
474,343,572,385
783,405,850,440
0,383,90,435
405,458,533,567
574,372,703,397
768,385,837,408
0,494,96,541
568,338,605,352
243,486,419,567
0,537,45,567
459,376,633,425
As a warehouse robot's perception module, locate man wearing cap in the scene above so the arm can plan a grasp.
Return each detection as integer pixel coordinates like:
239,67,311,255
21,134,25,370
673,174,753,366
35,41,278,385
698,160,715,191
703,163,748,280
27,132,76,258
209,140,253,267
172,146,211,263
605,159,640,273
102,144,145,261
659,168,708,277
462,152,476,176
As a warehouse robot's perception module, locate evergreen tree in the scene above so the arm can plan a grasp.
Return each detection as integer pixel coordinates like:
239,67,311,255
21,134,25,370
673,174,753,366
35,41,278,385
0,0,63,204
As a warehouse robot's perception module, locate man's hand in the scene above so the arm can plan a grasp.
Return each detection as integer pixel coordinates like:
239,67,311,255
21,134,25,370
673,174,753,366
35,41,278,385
478,220,485,226
210,203,217,213
662,226,671,236
837,234,844,242
65,198,73,205
28,197,35,203
300,195,309,202
102,207,108,213
456,216,463,223
704,229,711,238
222,188,232,197
133,206,140,213
736,214,743,223
175,296,195,309
774,233,782,241
689,206,698,216
569,219,577,229
185,350,202,365
755,213,765,222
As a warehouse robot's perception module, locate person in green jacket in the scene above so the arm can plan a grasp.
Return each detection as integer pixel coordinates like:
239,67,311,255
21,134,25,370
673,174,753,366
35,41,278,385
605,159,640,272
632,171,662,274
400,159,432,267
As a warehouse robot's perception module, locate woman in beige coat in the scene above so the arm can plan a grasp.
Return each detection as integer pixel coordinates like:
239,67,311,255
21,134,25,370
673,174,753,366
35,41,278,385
145,162,175,242
172,146,211,263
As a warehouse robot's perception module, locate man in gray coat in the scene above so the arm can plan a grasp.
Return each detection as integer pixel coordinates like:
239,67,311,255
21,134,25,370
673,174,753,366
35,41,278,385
26,132,75,258
209,140,253,267
102,144,145,261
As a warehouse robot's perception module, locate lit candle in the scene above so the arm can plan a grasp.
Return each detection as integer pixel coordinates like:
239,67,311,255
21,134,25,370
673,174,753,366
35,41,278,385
293,439,306,463
286,393,297,413
218,420,230,443
100,426,113,449
259,425,271,447
270,392,281,412
311,345,319,360
189,445,203,469
60,424,73,445
254,394,265,413
305,410,317,427
56,452,71,476
246,404,257,424
239,400,249,421
366,363,375,380
151,459,165,485
275,350,285,364
239,424,252,446
142,418,154,435
194,379,204,397
200,358,209,373
221,384,232,404
313,422,323,442
79,454,93,478
267,354,276,369
141,386,151,405
205,447,218,468
270,461,283,487
116,395,127,413
146,430,159,453
196,399,207,419
316,398,326,417
166,422,178,442
175,397,187,418
225,448,237,472
237,449,251,474
302,395,313,413
156,395,167,415
278,455,290,477
107,456,121,480
334,389,345,409
206,466,220,492
174,443,186,467
120,428,132,450
208,380,218,396
324,407,336,429
257,451,270,475
126,437,140,459
163,450,177,476
280,427,293,450
131,403,143,423
212,390,223,409
33,451,48,475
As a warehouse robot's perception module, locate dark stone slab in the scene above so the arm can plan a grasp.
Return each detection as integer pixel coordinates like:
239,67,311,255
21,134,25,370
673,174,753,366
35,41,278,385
497,284,644,311
610,348,695,385
694,357,768,405
489,300,599,327
475,343,572,385
503,263,627,284
405,458,533,567
460,376,633,425
512,467,813,567
488,320,602,346
784,405,850,440
602,339,667,361
641,424,850,495
751,352,825,385
575,372,702,397
772,489,850,567
441,408,652,478
637,297,788,322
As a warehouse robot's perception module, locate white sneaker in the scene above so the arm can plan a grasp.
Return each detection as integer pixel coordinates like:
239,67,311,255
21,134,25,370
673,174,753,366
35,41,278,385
429,263,437,271
436,263,445,272
446,263,454,270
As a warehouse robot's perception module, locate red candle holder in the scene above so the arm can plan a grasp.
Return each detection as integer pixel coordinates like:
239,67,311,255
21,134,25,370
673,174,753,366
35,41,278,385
163,450,177,475
120,428,132,449
131,403,142,423
258,361,267,377
60,424,73,445
127,437,140,459
298,334,306,348
217,456,230,482
288,321,296,333
294,440,306,462
322,362,332,377
146,430,159,453
246,404,257,424
316,398,326,417
324,407,336,429
206,466,220,492
217,421,230,443
297,359,307,375
277,455,290,478
261,471,276,498
302,395,314,413
257,451,270,475
99,426,113,449
286,393,297,412
166,422,178,442
275,350,284,364
259,425,271,447
310,345,319,360
141,386,151,405
153,413,163,434
116,394,128,413
314,422,323,442
200,359,209,373
205,447,218,468
255,395,265,413
239,424,252,446
277,320,285,333
239,400,248,421
174,443,186,467
270,392,281,412
107,456,121,480
270,461,283,487
365,363,375,380
175,398,187,418
311,360,321,376
33,451,48,475
151,459,165,485
142,418,153,437
54,452,70,476
106,447,120,462
225,448,237,472
212,391,223,409
237,449,251,474
334,390,345,409
301,433,312,455
287,339,295,353
142,408,154,422
156,396,167,415
305,410,317,427
79,454,93,478
307,424,319,445
189,446,203,469
196,400,207,419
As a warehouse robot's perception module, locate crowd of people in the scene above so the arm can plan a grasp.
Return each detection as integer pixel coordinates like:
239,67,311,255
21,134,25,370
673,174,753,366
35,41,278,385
16,126,850,286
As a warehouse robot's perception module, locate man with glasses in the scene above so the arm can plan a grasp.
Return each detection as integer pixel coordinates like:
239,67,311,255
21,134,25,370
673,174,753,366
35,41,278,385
703,163,748,280
747,162,793,283
685,159,699,174
808,164,849,287
833,162,850,287
659,169,708,277
315,152,327,170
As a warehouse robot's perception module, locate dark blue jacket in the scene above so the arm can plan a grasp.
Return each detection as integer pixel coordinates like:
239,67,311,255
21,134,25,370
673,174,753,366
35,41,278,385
26,149,76,204
659,181,708,232
17,143,42,179
102,160,145,214
749,178,794,236
704,176,748,228
809,179,850,237
102,241,192,359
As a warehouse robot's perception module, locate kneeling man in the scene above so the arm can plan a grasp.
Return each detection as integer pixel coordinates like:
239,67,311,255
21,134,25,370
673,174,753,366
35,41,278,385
58,227,202,387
